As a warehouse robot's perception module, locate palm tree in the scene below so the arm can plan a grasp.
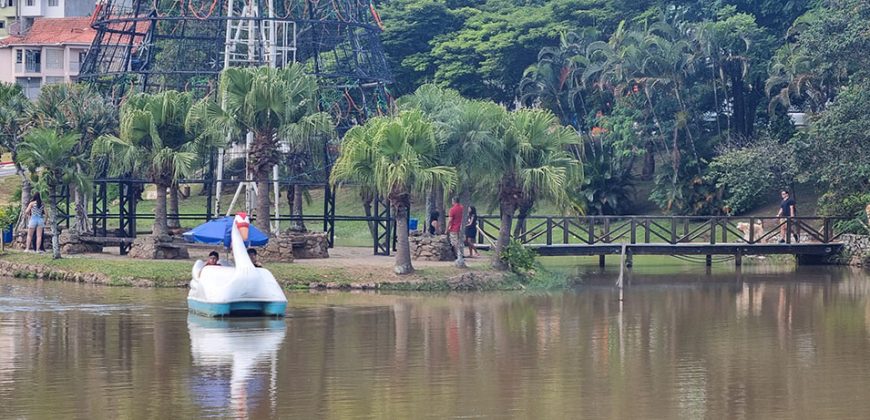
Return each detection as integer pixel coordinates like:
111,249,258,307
281,111,333,232
30,83,117,235
18,128,88,259
519,30,596,129
0,83,33,236
397,84,463,231
191,64,326,232
331,110,456,274
484,109,582,270
93,91,198,238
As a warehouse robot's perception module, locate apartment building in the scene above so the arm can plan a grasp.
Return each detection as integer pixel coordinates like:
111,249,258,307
0,17,94,99
1,0,16,38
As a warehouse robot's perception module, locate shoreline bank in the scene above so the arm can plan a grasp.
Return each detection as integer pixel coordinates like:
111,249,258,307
0,250,521,291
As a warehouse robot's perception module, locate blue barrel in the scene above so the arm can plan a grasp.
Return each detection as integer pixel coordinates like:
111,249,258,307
408,218,418,230
2,225,12,243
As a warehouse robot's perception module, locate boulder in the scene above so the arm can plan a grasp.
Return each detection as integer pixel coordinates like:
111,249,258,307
127,234,190,260
58,232,103,254
410,234,456,261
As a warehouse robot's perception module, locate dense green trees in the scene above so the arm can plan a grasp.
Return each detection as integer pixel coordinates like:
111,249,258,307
379,0,866,218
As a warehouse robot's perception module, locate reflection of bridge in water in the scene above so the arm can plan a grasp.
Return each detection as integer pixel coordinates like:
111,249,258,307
474,216,846,266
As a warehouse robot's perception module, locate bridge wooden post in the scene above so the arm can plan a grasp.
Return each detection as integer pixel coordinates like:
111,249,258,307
670,218,677,244
599,254,605,267
588,218,595,245
749,217,756,244
707,218,716,266
546,217,553,245
630,218,636,244
644,219,651,243
823,218,831,243
562,218,569,244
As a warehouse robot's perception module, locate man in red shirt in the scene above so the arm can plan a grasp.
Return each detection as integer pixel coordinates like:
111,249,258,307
447,197,466,267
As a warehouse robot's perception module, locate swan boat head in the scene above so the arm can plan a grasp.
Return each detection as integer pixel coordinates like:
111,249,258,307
234,212,251,243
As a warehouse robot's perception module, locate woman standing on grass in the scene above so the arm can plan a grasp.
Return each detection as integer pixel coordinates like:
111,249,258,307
465,206,479,258
24,192,44,253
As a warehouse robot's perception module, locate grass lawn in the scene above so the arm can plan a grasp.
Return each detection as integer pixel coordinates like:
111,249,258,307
0,250,515,289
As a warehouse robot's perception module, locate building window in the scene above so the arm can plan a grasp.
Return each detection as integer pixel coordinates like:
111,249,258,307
25,0,32,6
0,21,5,30
25,49,40,73
69,50,87,73
45,48,63,70
15,49,23,73
44,76,65,85
15,77,41,100
48,0,57,6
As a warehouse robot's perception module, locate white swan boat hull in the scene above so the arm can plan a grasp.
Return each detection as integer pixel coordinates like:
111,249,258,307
188,262,288,317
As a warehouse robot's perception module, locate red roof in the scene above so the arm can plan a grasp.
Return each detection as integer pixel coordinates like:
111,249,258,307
0,17,95,47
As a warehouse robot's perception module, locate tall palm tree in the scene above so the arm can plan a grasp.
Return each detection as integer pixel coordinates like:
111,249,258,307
18,128,88,259
93,91,198,238
30,83,117,235
331,110,456,274
191,64,326,232
0,83,33,235
484,109,582,270
520,30,596,129
397,84,463,230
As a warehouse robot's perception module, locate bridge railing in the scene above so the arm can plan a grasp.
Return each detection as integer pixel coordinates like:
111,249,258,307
476,216,850,246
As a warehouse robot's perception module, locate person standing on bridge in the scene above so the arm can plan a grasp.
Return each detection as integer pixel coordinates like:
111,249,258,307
447,197,466,267
776,189,798,243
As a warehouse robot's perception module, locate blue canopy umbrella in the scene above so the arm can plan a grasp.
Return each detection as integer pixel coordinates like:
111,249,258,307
183,216,270,247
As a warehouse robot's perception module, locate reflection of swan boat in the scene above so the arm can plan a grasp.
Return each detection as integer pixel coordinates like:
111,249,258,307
187,315,286,415
188,213,287,317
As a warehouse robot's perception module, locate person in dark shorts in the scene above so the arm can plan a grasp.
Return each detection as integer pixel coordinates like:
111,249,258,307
464,206,479,257
428,210,440,235
776,190,798,243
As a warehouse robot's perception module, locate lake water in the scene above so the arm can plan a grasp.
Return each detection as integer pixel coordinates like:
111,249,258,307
1,262,870,418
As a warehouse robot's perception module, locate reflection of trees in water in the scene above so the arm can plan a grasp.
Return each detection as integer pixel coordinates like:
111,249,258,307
4,269,870,418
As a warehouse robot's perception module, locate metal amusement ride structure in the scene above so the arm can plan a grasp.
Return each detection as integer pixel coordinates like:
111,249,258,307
74,0,395,254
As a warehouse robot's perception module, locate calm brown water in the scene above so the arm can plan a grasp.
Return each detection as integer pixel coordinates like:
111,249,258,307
2,263,870,419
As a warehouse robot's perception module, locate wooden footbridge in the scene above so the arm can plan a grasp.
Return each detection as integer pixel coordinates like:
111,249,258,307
473,216,847,266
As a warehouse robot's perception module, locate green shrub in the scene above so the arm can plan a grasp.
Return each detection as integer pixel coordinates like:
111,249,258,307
819,192,870,234
0,204,19,229
500,240,537,275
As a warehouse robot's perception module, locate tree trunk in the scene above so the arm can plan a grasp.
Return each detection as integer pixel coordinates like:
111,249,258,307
15,166,31,235
70,161,89,235
642,140,655,181
492,202,515,271
292,184,305,232
513,199,533,239
393,201,413,275
361,190,376,241
168,184,180,229
48,184,61,259
153,183,169,237
255,175,271,233
425,187,434,233
72,184,89,235
435,185,445,234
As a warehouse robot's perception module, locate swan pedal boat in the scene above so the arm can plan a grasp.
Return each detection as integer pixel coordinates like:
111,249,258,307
188,213,287,317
